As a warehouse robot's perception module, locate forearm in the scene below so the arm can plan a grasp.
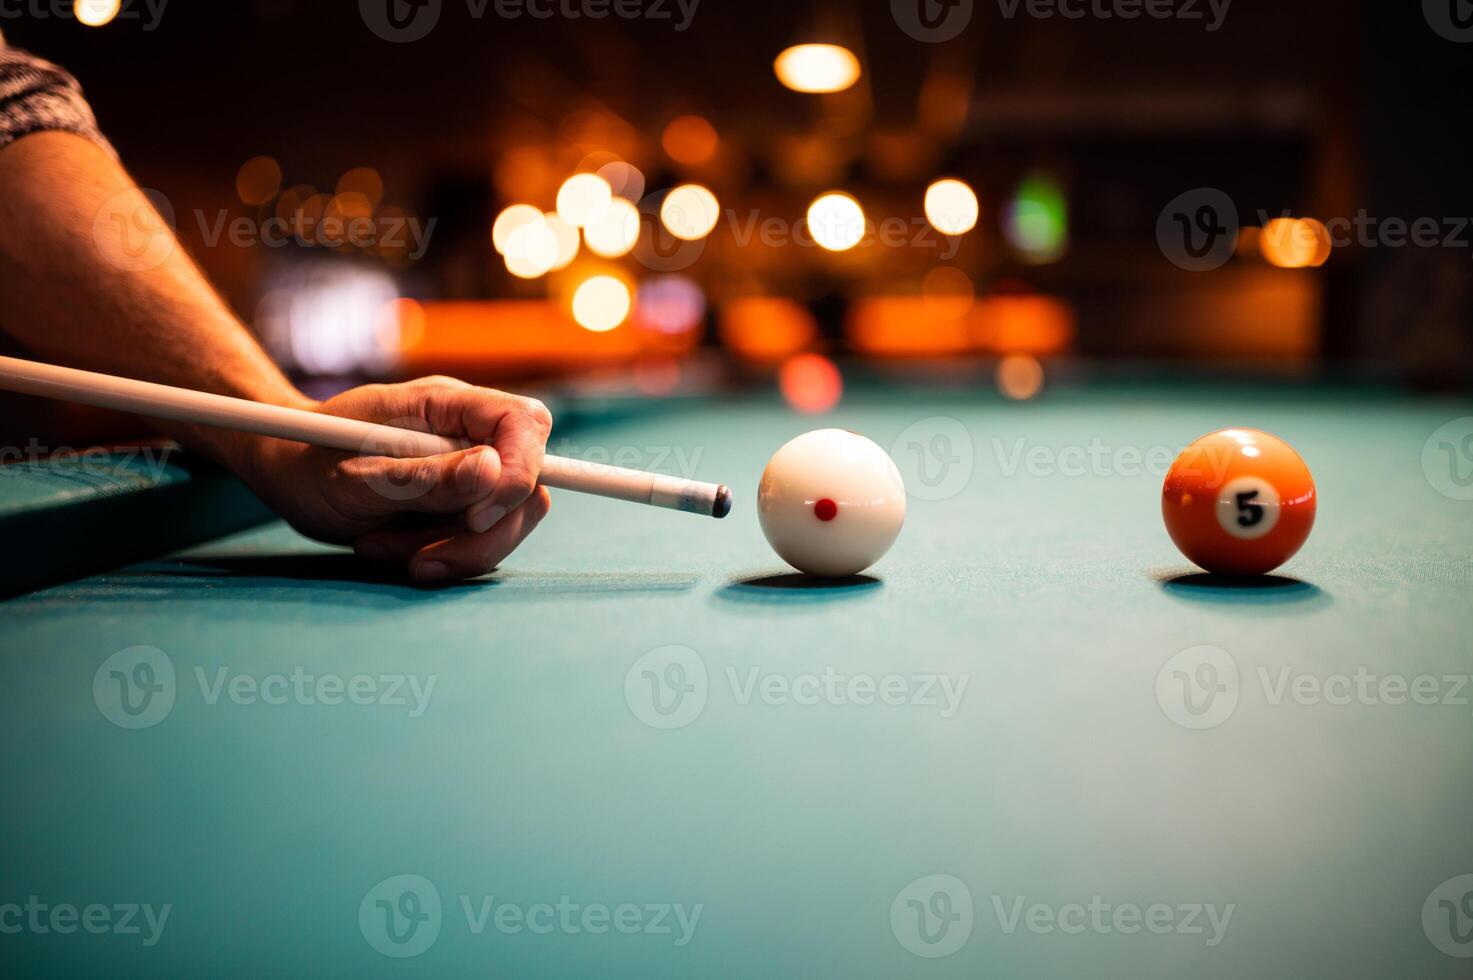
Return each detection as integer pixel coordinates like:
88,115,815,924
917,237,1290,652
0,131,312,466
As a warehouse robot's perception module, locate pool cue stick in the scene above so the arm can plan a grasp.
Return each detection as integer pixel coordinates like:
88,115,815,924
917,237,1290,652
0,355,732,518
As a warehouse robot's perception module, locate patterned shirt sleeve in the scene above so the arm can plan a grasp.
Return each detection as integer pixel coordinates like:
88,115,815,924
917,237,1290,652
0,33,116,157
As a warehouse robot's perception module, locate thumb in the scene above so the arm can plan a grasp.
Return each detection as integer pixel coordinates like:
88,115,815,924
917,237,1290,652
329,444,503,519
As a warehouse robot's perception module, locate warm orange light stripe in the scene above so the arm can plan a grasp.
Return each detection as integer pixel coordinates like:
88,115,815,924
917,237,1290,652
397,301,698,374
847,296,973,357
718,297,817,362
846,294,1076,357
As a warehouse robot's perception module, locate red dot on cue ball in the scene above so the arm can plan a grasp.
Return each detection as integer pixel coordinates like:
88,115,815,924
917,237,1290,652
813,498,838,521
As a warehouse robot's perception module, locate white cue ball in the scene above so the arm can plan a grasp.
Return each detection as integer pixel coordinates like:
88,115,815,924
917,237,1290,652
757,428,907,577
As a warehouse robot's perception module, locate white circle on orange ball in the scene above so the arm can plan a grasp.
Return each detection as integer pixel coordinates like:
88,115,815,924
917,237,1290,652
758,429,906,577
1214,475,1281,540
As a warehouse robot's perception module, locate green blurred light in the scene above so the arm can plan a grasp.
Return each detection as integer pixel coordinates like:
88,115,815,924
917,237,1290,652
1004,173,1068,264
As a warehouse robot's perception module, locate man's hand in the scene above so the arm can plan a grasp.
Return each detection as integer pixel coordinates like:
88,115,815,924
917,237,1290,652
0,134,553,582
241,377,554,583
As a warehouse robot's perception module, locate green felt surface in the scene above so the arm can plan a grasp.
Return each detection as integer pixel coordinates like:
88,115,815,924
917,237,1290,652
2,385,1472,977
0,447,273,597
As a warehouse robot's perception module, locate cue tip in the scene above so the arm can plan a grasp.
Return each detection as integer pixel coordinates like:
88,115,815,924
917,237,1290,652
713,485,732,519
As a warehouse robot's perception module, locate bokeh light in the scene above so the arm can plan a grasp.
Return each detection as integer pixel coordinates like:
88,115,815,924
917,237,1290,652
597,161,646,203
504,220,559,279
634,275,706,334
1004,173,1069,264
719,297,817,361
572,275,632,332
773,44,861,94
807,192,866,252
924,178,980,236
921,266,976,320
275,185,315,227
74,0,120,27
660,184,721,241
662,115,719,165
236,157,282,207
492,204,545,255
779,353,844,414
336,168,385,210
583,197,641,258
255,264,399,376
329,192,373,223
376,297,426,353
556,173,614,228
543,213,581,270
1260,217,1331,268
996,353,1045,400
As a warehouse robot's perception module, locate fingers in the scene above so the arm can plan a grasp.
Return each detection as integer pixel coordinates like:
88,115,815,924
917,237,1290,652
416,487,552,581
353,487,552,583
317,377,553,535
465,395,552,532
330,444,502,519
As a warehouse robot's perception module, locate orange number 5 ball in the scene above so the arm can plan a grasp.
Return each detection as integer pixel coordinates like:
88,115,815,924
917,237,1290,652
1162,429,1316,576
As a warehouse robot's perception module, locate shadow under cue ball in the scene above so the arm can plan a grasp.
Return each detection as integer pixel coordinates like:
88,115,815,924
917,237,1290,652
1162,428,1317,576
757,429,907,577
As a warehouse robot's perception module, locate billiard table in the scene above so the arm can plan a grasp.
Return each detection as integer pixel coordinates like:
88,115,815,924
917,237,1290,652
3,379,1472,977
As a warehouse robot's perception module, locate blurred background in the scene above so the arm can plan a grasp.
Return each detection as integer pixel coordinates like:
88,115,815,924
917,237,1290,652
6,0,1471,408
